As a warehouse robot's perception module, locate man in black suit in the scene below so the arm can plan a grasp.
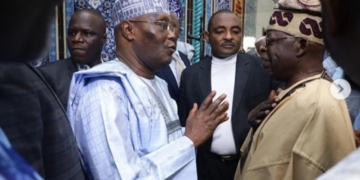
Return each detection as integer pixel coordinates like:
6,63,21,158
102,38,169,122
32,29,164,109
0,0,85,179
178,10,278,180
155,12,191,102
39,9,106,109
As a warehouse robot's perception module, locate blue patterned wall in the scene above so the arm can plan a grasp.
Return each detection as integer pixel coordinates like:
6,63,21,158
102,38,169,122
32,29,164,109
168,0,187,42
204,0,212,56
215,0,232,11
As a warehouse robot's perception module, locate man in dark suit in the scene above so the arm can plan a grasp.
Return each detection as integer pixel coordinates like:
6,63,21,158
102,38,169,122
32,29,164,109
155,12,191,102
0,0,85,179
178,10,278,180
39,9,106,109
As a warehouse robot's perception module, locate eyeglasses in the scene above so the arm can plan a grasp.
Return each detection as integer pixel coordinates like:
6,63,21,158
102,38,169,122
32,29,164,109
265,37,289,47
128,20,175,33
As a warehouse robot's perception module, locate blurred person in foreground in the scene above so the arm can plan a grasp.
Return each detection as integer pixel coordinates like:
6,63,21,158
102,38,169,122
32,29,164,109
0,0,85,179
314,0,360,179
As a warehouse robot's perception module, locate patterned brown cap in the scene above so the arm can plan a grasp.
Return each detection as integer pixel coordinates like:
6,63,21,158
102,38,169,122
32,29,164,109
268,0,323,45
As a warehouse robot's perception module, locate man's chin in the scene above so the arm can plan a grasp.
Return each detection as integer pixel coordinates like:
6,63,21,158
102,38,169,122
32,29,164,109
72,58,86,64
214,51,238,59
152,58,172,72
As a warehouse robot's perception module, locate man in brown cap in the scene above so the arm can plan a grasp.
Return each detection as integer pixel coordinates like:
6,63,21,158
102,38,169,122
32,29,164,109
234,1,356,179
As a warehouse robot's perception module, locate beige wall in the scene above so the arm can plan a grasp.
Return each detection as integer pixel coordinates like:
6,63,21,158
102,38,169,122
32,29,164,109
243,0,277,51
255,0,277,39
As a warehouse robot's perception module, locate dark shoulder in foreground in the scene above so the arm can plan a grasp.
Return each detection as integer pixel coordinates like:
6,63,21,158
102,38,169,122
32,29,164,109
38,58,72,70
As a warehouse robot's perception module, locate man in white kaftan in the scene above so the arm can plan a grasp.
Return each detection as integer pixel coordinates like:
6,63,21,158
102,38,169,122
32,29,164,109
68,60,196,179
67,0,229,179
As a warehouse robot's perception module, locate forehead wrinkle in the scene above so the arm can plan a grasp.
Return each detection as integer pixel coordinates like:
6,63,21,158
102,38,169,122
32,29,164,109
133,12,170,22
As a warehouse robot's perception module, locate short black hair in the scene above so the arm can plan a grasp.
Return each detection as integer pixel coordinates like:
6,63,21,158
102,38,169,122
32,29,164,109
73,9,107,34
207,9,234,31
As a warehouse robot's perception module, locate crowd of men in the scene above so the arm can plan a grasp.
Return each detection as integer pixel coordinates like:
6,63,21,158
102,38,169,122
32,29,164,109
1,0,360,179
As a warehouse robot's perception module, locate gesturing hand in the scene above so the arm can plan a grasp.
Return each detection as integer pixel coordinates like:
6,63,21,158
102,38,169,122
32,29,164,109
185,91,229,148
248,90,278,129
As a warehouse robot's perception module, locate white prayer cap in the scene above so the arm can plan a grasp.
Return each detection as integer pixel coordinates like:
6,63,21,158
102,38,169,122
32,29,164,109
112,0,170,27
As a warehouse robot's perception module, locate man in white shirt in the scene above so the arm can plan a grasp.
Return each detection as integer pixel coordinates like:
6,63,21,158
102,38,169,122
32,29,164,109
178,10,279,180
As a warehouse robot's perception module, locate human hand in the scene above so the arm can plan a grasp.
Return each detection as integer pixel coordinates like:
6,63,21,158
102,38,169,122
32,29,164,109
248,90,278,129
185,91,229,147
354,130,360,148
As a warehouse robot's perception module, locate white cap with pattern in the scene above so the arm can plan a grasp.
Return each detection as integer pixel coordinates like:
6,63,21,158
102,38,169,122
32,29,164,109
112,0,169,27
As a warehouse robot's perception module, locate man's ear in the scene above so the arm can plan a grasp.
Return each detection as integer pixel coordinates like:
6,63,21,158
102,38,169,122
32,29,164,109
118,21,135,41
295,37,308,58
204,31,209,43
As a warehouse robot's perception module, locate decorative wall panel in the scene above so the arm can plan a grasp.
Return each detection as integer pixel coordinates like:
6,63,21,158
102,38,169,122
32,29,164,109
192,0,203,63
204,0,212,56
169,0,187,42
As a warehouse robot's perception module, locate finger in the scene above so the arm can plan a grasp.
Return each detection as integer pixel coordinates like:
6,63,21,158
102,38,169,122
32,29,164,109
254,111,268,120
354,130,360,136
199,91,216,111
268,90,276,100
188,103,198,118
207,94,227,114
274,97,280,102
255,119,262,124
214,113,229,125
355,138,360,148
260,103,277,111
211,101,229,118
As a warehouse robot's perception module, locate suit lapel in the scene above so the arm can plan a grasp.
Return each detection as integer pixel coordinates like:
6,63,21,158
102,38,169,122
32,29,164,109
178,51,191,67
198,58,212,100
162,65,178,93
66,58,78,80
232,53,251,124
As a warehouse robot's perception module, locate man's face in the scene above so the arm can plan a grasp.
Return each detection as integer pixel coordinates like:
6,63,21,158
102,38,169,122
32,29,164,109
266,30,298,81
206,13,242,59
170,12,181,41
132,13,176,71
1,0,62,62
67,11,105,66
255,38,272,76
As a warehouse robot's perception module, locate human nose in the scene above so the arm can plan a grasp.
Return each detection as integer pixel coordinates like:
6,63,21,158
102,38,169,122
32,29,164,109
73,32,84,42
224,31,233,40
167,25,176,39
260,44,267,53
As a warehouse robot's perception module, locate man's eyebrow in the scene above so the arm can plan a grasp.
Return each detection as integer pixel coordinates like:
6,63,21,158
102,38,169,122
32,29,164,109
214,25,241,29
213,26,226,30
